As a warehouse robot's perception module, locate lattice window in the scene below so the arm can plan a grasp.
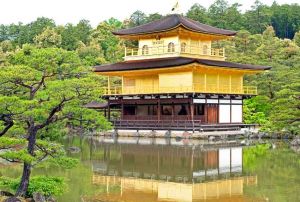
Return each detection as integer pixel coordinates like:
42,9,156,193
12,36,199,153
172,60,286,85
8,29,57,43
203,45,208,55
168,42,175,53
142,45,149,55
181,42,187,52
124,78,135,86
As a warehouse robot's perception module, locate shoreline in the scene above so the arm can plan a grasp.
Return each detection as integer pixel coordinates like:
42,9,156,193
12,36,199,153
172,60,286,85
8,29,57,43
90,129,296,140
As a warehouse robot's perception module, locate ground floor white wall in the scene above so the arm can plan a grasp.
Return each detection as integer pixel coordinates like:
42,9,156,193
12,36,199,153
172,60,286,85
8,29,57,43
218,99,243,123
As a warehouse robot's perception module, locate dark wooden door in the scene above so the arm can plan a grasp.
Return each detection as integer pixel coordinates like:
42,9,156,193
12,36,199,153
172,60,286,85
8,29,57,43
207,105,218,124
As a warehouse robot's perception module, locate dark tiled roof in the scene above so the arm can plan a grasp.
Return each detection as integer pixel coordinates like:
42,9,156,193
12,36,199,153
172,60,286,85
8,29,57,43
94,57,271,72
84,101,108,109
113,14,237,36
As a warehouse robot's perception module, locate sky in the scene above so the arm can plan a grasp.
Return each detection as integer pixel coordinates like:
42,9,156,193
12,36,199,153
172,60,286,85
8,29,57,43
1,0,299,27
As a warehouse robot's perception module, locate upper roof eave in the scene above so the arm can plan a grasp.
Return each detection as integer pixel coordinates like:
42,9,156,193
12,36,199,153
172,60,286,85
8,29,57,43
112,24,237,38
113,14,237,37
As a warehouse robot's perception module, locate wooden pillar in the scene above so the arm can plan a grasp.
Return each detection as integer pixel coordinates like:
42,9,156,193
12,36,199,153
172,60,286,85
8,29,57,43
204,106,207,124
158,100,161,121
217,74,220,93
204,73,207,92
230,99,232,123
107,76,111,94
242,99,244,123
107,99,111,121
190,99,194,121
191,101,195,132
205,99,208,123
229,75,232,93
241,75,243,93
135,102,137,120
172,103,175,121
121,76,124,94
121,101,124,120
217,98,220,124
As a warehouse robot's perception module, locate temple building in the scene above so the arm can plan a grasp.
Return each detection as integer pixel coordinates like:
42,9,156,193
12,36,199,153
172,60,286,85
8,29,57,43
94,14,271,131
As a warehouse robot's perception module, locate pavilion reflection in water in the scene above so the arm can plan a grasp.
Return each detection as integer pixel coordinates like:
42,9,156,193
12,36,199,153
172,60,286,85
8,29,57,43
87,138,257,202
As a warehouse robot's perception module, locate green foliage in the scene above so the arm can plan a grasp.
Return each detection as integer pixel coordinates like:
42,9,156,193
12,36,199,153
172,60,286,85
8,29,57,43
0,137,79,168
127,10,147,27
269,83,300,135
12,17,56,46
271,3,300,39
243,143,271,172
243,145,300,201
186,3,210,24
27,176,66,197
294,31,300,47
0,137,25,149
92,21,123,63
243,96,271,126
146,13,163,23
0,176,66,197
0,40,14,52
244,0,272,34
229,27,300,134
208,0,230,29
59,20,92,51
34,27,62,48
0,149,35,163
0,46,110,195
41,157,79,169
76,39,106,66
75,20,92,45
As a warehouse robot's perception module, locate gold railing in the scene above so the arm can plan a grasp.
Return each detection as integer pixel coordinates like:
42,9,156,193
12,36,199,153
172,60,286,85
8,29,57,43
125,44,225,59
103,85,257,95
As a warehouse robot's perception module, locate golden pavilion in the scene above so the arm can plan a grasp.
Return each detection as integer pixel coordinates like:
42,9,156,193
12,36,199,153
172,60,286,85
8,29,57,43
94,14,271,131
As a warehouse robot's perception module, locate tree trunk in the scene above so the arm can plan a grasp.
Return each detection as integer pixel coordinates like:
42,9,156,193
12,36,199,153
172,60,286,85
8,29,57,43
15,163,32,197
15,126,37,197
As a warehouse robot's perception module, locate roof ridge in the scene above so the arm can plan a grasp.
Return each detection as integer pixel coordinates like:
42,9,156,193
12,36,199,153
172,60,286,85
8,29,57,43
112,14,174,35
178,15,236,33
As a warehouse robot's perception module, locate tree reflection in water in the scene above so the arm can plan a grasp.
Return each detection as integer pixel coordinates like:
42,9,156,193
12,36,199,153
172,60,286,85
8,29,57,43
2,137,299,202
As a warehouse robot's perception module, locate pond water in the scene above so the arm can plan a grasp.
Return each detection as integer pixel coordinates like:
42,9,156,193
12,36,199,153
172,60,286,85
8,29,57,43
1,137,300,202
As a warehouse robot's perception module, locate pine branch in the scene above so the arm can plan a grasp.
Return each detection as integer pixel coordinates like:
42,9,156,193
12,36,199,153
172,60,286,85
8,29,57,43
36,96,75,129
0,114,14,137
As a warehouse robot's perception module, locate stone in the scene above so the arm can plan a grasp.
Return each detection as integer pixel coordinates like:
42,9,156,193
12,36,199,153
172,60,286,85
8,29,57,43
291,146,300,153
0,191,14,197
46,196,56,202
291,136,300,146
3,197,21,202
182,131,191,139
149,130,157,138
33,192,46,202
164,130,171,138
175,136,182,141
68,146,81,153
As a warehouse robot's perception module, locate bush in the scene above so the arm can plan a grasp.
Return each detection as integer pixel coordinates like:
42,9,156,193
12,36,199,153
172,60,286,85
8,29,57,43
0,176,66,197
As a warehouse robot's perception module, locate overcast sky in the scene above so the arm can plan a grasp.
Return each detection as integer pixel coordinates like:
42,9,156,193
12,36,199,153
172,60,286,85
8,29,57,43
1,0,299,27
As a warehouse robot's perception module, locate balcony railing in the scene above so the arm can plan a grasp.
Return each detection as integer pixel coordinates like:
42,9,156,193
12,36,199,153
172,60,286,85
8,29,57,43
124,44,225,61
103,84,257,95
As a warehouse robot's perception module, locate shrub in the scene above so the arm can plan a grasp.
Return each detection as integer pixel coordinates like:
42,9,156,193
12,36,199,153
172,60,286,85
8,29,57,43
0,176,66,197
